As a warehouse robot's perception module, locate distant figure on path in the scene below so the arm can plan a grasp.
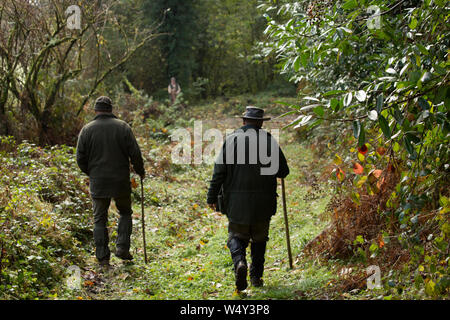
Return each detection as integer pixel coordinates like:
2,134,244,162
76,96,145,266
207,106,290,291
168,77,181,105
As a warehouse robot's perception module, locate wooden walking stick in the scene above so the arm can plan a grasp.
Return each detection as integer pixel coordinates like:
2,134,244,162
281,178,293,269
140,176,148,264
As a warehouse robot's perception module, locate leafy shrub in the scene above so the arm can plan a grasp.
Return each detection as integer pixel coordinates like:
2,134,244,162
261,0,449,297
0,138,92,299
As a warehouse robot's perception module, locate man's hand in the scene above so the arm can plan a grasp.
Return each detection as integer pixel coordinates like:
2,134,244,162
208,203,217,211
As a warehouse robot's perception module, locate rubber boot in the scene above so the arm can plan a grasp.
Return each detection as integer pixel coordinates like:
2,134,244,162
250,241,267,287
227,237,249,291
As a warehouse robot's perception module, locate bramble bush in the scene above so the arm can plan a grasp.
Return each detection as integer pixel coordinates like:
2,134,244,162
0,137,92,299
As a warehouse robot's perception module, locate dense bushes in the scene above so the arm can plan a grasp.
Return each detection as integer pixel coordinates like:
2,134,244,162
0,137,92,299
261,0,449,297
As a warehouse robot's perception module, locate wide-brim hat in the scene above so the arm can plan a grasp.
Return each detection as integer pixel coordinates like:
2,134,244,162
239,106,271,121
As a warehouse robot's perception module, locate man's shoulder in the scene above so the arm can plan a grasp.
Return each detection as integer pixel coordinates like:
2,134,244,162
230,127,271,137
84,116,129,129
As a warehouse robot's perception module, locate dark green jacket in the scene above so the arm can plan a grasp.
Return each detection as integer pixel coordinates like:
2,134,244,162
76,113,145,198
207,124,289,225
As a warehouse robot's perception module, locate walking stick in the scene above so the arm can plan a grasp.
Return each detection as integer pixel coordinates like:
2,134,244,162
281,178,293,269
140,176,148,264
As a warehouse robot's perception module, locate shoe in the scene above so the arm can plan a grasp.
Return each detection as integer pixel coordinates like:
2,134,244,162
115,249,133,261
250,277,264,287
235,261,248,291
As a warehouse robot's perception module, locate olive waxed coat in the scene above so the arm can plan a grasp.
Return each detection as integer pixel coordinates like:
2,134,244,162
76,113,145,198
207,124,289,225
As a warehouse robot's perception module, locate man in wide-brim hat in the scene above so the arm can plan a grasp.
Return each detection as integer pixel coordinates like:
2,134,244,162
207,106,290,291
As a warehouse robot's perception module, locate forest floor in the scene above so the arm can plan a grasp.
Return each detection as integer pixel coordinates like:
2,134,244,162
43,93,432,301
1,93,445,300
53,94,377,301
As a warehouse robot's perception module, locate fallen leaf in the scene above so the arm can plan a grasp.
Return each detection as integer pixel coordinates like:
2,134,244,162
376,147,386,155
336,168,345,181
372,169,383,178
334,154,343,165
84,280,94,287
368,169,383,184
352,162,364,175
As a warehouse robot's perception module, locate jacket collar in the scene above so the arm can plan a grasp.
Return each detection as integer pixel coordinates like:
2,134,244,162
94,113,117,120
240,124,261,131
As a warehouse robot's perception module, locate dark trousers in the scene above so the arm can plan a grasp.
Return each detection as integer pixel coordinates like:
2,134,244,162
227,221,270,279
92,195,133,261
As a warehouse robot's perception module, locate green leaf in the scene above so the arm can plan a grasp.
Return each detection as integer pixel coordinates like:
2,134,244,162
344,92,353,107
355,175,368,188
354,235,364,245
342,0,358,10
351,191,361,205
334,154,343,165
393,106,404,124
403,135,417,159
425,279,436,296
293,56,301,72
358,123,366,147
313,106,324,117
357,152,365,162
307,118,323,130
416,43,429,55
379,115,391,139
420,72,432,84
353,120,361,139
369,242,378,253
277,110,297,118
339,27,353,34
393,141,400,152
300,51,309,67
323,90,346,97
376,94,384,114
414,273,424,290
274,101,301,109
409,18,418,30
330,98,339,111
293,115,313,129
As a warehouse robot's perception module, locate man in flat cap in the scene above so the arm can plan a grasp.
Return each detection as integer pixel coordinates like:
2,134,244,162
76,96,145,266
207,106,289,291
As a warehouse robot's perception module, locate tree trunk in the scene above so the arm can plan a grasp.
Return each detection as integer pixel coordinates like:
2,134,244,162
0,89,9,136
